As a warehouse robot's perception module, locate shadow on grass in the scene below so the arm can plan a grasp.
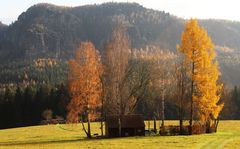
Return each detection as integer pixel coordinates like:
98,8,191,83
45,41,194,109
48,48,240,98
0,137,85,146
0,135,161,146
0,131,214,146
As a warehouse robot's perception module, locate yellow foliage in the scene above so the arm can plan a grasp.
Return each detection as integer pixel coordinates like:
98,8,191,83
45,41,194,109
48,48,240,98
178,19,224,122
34,58,57,68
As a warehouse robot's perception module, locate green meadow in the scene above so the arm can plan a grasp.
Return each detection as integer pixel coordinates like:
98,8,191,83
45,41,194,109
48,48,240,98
0,121,239,148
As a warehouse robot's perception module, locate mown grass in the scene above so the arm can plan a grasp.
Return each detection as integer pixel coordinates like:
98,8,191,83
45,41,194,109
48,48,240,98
0,121,239,148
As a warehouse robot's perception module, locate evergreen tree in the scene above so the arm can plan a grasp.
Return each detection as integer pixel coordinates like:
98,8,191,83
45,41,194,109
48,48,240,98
14,86,23,126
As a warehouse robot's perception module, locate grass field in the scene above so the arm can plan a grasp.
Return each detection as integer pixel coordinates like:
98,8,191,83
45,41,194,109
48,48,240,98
0,121,239,149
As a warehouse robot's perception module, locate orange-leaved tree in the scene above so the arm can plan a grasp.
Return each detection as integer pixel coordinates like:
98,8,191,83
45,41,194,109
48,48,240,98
178,19,224,134
67,41,103,138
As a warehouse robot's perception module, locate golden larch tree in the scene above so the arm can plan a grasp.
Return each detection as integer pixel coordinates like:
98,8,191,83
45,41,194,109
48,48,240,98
67,41,103,138
178,19,224,133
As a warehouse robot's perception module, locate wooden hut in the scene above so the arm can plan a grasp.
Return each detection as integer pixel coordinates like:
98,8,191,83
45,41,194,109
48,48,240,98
105,114,145,137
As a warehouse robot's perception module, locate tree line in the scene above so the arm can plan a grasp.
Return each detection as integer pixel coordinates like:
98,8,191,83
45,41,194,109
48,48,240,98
0,84,69,129
0,19,237,134
66,20,225,137
0,80,238,129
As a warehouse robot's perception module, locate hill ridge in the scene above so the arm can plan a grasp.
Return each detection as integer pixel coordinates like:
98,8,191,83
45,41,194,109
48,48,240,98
0,2,240,86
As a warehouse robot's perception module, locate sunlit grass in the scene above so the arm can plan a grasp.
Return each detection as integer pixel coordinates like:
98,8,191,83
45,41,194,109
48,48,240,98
0,121,239,148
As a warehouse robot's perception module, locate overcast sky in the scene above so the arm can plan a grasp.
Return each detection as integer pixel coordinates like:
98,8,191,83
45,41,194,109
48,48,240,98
1,0,240,25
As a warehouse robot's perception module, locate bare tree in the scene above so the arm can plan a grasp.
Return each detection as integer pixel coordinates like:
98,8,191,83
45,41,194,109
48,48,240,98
122,55,151,114
103,25,130,136
145,46,176,128
131,46,176,127
175,55,189,134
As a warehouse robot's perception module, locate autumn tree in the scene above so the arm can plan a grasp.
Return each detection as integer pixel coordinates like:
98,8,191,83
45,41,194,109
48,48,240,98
67,42,103,138
103,25,130,136
103,25,130,115
143,47,176,128
132,46,176,128
178,19,224,134
103,25,153,136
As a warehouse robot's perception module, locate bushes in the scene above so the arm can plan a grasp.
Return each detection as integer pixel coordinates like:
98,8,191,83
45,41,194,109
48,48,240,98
160,124,217,135
42,109,53,121
160,126,180,136
191,124,206,134
206,125,216,133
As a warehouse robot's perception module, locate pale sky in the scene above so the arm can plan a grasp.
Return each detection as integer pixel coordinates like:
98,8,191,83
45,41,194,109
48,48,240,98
1,0,240,25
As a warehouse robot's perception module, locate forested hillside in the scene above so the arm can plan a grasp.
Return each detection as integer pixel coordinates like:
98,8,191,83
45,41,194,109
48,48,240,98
1,3,240,86
0,3,180,85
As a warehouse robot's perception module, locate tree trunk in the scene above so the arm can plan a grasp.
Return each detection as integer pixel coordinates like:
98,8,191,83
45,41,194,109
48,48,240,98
118,116,121,137
148,119,150,136
153,117,157,134
118,90,122,137
87,113,91,138
179,70,184,135
161,90,165,127
81,114,91,138
179,95,183,134
206,120,210,133
81,121,88,136
101,118,103,137
214,119,220,132
189,60,195,135
101,82,104,137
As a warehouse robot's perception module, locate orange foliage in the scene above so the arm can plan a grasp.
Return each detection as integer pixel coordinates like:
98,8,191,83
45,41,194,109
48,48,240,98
67,42,103,123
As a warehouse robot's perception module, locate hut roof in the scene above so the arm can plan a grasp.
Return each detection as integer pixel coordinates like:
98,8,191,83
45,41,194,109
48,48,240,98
106,114,145,128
